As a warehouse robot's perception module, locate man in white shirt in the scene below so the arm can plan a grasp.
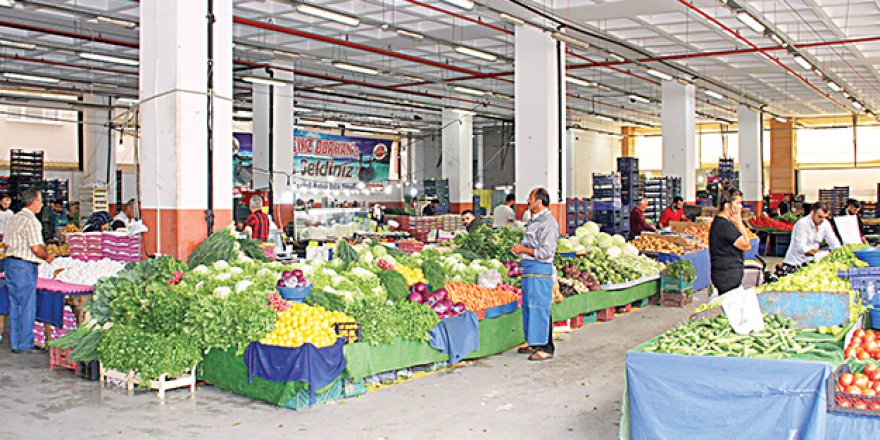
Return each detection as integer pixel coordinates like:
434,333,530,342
493,194,517,228
784,204,842,267
0,193,13,237
111,199,137,230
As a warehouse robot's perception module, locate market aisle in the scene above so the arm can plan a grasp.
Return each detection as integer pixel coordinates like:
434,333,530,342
0,297,702,440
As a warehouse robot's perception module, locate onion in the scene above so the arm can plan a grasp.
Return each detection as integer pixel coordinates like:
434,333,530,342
425,294,439,306
276,279,286,287
292,269,304,279
432,301,449,314
407,292,424,303
439,299,454,310
452,302,466,313
298,278,309,287
281,270,294,279
433,289,448,300
413,282,428,294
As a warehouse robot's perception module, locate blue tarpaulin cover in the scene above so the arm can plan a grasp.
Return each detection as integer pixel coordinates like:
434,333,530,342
244,338,346,405
429,311,479,364
657,248,711,291
0,285,69,327
626,351,830,440
826,410,880,438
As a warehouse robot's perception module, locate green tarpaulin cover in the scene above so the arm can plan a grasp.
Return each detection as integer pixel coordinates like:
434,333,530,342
343,339,448,380
552,280,659,321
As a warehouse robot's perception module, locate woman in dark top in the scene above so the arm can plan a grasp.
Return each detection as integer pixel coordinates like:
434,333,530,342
709,188,753,295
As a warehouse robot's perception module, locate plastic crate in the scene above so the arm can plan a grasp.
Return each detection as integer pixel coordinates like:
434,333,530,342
616,303,633,314
592,200,622,211
827,364,880,415
648,294,661,305
77,360,101,381
597,307,615,322
632,298,649,308
582,311,598,324
661,276,693,293
661,291,693,307
334,322,361,344
282,378,368,411
593,187,622,199
49,346,77,373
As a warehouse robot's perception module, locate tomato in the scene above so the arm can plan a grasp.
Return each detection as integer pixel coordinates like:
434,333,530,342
840,373,855,387
872,382,880,393
847,385,863,395
845,348,857,359
864,388,877,397
856,329,866,338
856,403,869,410
871,403,880,411
856,375,870,389
840,401,852,408
859,351,872,361
867,329,876,339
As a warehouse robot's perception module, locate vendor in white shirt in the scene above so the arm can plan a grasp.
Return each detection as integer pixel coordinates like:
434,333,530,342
492,194,517,228
111,199,137,230
784,203,841,267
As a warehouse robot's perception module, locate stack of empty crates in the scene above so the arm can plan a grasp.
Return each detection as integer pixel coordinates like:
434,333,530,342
565,198,590,236
643,177,670,223
43,179,69,204
819,186,849,215
618,157,640,236
9,149,43,210
422,179,450,213
591,172,625,235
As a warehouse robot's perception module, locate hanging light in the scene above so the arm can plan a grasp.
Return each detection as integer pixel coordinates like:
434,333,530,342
646,68,673,81
736,11,765,33
296,4,360,26
454,46,497,61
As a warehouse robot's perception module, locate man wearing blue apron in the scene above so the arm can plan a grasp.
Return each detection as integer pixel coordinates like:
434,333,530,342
511,188,558,361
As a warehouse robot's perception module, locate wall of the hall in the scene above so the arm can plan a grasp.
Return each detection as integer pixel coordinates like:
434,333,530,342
568,128,620,197
0,105,79,164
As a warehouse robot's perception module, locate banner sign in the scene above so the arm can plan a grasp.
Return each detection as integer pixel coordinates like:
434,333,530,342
293,129,398,183
233,133,253,188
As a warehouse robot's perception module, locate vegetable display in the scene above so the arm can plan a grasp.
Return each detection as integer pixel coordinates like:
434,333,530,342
445,281,520,311
97,324,202,382
186,226,268,269
663,260,697,282
558,221,640,258
260,303,353,348
749,215,793,231
38,257,125,286
558,261,600,297
452,226,523,261
834,364,880,410
630,234,702,255
554,249,663,286
344,299,438,345
845,329,880,361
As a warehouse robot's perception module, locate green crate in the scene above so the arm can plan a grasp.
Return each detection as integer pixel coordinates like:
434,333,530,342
282,378,368,411
660,276,693,293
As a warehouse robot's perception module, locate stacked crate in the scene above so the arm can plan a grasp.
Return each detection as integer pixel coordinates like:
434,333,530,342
101,232,141,263
422,179,450,213
618,157,640,236
565,198,590,236
819,186,849,215
43,179,69,204
591,172,626,235
643,178,671,224
9,149,43,211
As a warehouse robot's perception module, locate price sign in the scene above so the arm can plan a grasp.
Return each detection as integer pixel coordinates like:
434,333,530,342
721,286,765,334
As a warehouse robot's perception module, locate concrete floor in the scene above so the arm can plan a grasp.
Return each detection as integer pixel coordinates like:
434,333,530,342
0,295,706,440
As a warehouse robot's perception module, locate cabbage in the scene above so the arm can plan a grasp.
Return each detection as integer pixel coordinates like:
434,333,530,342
579,234,596,248
611,234,626,246
574,227,589,238
597,233,614,250
557,238,579,253
373,245,388,258
606,246,622,258
579,222,600,237
623,243,640,257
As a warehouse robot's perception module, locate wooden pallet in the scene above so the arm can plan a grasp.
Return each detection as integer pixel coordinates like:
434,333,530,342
100,364,197,399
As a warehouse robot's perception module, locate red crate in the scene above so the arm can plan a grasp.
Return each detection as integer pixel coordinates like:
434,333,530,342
648,294,661,305
615,303,633,314
569,314,585,329
661,291,693,307
49,346,77,373
597,307,615,322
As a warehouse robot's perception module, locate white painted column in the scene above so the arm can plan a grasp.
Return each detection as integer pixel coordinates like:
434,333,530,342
514,26,566,224
139,0,233,258
661,81,696,201
251,82,270,191
82,94,117,212
737,105,762,202
441,108,473,212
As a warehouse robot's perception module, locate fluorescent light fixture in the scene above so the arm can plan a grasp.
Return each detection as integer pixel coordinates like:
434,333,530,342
242,76,288,87
551,32,591,50
366,116,394,123
826,81,842,92
454,46,497,61
312,87,335,93
292,106,312,113
96,15,136,28
499,13,525,26
792,55,813,70
399,128,421,133
454,86,487,96
0,39,34,50
396,29,424,40
774,116,787,123
440,0,474,10
843,92,851,99
79,52,138,66
234,110,253,118
629,94,650,104
333,62,379,75
705,90,724,100
3,72,59,84
403,75,424,82
0,0,14,8
768,33,786,46
736,11,765,34
646,68,673,81
451,108,476,115
852,101,863,110
347,124,397,134
594,115,614,122
0,87,76,101
565,76,596,87
273,49,300,59
607,53,625,62
296,4,360,27
117,97,139,105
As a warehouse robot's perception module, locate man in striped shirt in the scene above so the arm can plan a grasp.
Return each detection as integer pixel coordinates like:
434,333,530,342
4,188,54,353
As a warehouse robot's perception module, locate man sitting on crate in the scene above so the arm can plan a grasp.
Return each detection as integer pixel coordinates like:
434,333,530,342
511,188,558,361
4,188,55,353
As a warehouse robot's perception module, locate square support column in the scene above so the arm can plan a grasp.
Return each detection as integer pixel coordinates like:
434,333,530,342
441,108,473,213
738,106,763,203
661,81,696,201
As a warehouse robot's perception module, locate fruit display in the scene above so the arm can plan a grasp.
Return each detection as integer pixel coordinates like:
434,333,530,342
749,215,793,231
395,265,427,286
630,234,702,255
47,243,70,256
845,329,880,361
640,314,818,359
680,224,709,247
445,281,520,311
260,303,353,348
833,365,880,411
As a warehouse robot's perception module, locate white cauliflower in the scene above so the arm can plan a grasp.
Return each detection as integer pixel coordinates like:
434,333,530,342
235,280,253,293
192,265,210,275
213,286,231,299
213,260,230,270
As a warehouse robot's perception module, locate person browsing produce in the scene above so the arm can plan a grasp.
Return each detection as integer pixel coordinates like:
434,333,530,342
629,198,656,239
709,188,752,296
245,195,271,242
3,188,55,353
784,203,841,267
461,210,480,234
659,196,689,228
492,194,517,228
511,188,558,361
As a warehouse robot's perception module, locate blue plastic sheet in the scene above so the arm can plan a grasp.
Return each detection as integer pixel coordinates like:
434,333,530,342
657,248,711,291
626,351,830,440
429,311,479,364
826,411,880,438
484,300,518,319
0,285,70,327
244,339,346,405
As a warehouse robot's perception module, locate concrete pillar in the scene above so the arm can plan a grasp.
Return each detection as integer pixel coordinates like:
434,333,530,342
139,0,233,259
441,108,473,213
621,126,636,157
737,106,762,204
661,81,696,201
252,70,294,227
769,119,797,194
514,26,566,228
82,94,117,214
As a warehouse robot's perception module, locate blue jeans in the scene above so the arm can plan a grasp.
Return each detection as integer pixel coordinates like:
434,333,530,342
5,258,38,351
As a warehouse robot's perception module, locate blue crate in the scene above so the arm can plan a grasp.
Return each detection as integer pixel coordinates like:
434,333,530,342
592,200,623,211
593,187,622,198
592,173,621,186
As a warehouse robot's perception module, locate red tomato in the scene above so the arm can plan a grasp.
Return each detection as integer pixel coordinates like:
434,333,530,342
845,348,857,359
864,388,877,397
859,351,872,361
856,375,870,389
847,385,863,395
856,329,866,339
840,373,855,387
856,403,869,410
865,363,878,375
867,329,876,339
852,337,864,348
840,401,852,408
871,403,880,412
872,382,880,393
868,341,879,352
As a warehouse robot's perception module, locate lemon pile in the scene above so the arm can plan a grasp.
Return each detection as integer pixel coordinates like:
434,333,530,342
395,265,427,286
260,303,354,348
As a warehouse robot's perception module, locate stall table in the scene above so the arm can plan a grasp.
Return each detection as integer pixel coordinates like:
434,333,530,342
0,277,92,328
656,249,711,291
